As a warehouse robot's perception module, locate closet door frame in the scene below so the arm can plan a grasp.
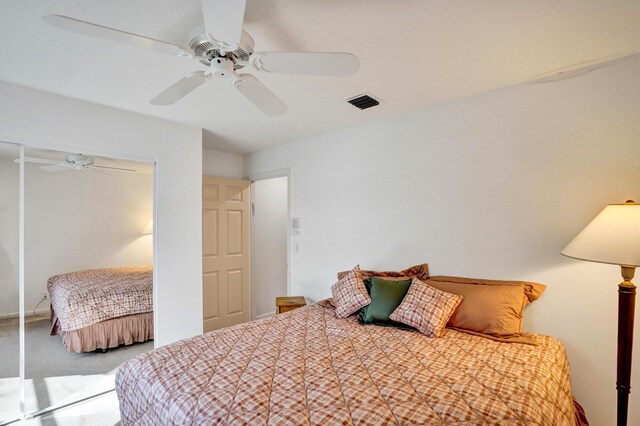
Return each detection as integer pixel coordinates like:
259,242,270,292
1,135,157,421
18,144,25,418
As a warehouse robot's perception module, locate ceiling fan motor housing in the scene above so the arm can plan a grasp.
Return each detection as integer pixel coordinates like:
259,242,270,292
66,153,94,169
188,24,255,69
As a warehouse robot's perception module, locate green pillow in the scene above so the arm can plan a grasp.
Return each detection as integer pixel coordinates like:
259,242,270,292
358,277,412,325
363,277,373,294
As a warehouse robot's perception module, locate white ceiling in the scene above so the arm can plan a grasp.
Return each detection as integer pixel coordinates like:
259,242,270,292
1,0,639,154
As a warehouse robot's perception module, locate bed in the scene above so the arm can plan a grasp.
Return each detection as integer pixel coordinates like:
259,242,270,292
116,299,585,425
48,266,153,353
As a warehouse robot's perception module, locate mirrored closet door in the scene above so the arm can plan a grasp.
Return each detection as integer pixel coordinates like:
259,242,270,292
22,147,155,417
0,143,156,423
0,141,21,423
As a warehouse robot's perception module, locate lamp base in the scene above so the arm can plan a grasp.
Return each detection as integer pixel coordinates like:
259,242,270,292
617,266,636,426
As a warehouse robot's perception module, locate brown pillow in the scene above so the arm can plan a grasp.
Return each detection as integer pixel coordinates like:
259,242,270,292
427,280,526,333
337,263,429,282
427,276,546,345
428,275,546,303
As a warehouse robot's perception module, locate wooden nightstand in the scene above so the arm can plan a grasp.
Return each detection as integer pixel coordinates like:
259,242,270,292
276,296,306,314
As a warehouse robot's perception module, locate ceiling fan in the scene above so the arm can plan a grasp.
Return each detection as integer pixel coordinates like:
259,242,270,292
43,0,360,116
19,154,139,173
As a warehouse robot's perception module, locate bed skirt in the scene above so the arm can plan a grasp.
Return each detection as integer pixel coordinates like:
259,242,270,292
574,398,590,425
51,311,154,353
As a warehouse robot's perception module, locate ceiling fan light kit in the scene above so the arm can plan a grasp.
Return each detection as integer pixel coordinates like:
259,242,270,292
43,0,360,117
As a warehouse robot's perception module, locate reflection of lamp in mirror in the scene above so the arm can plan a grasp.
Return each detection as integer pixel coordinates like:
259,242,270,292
142,219,153,236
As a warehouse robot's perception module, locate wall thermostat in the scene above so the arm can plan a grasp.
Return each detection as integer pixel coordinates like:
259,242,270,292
291,217,301,236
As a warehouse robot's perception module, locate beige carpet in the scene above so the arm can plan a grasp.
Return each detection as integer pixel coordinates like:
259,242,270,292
10,391,122,426
0,316,152,424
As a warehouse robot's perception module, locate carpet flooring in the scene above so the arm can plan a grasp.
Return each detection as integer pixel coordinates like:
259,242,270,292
20,391,122,426
0,316,152,424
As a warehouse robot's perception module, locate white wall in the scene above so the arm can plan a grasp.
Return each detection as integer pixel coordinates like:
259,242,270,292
203,147,244,179
0,82,202,347
251,177,288,319
246,56,640,425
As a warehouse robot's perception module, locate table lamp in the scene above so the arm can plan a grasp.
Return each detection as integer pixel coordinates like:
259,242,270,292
562,200,640,426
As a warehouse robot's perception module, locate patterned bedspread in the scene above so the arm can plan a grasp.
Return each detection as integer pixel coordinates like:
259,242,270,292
48,266,153,332
116,300,578,425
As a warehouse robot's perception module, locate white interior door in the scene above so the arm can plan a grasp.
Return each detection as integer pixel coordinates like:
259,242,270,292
251,177,288,319
203,176,251,332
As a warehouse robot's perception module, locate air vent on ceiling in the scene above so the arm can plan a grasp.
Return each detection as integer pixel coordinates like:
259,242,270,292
346,94,381,110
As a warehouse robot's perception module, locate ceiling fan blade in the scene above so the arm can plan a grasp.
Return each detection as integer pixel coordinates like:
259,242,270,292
233,74,287,117
150,71,211,105
201,0,246,49
40,164,72,172
16,156,61,165
43,14,191,57
250,52,360,76
93,165,138,173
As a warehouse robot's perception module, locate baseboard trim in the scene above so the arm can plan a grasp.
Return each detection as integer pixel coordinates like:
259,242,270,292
254,311,276,320
0,308,50,320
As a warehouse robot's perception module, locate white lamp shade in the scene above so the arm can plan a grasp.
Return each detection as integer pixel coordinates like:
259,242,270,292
562,202,640,267
142,219,153,236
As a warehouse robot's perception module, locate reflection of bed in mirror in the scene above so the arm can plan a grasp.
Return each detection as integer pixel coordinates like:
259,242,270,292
48,266,153,352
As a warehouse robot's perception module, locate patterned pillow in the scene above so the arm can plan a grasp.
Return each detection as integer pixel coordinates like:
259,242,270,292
390,278,463,337
331,265,371,318
337,263,430,282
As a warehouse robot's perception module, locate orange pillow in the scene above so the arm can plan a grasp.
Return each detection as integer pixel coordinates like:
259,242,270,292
429,275,546,303
337,263,430,282
426,276,546,344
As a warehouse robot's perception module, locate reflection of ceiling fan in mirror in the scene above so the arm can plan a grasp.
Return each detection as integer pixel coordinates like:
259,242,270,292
43,0,360,116
19,154,139,173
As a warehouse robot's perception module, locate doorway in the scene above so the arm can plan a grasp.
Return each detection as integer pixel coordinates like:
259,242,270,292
250,175,289,320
